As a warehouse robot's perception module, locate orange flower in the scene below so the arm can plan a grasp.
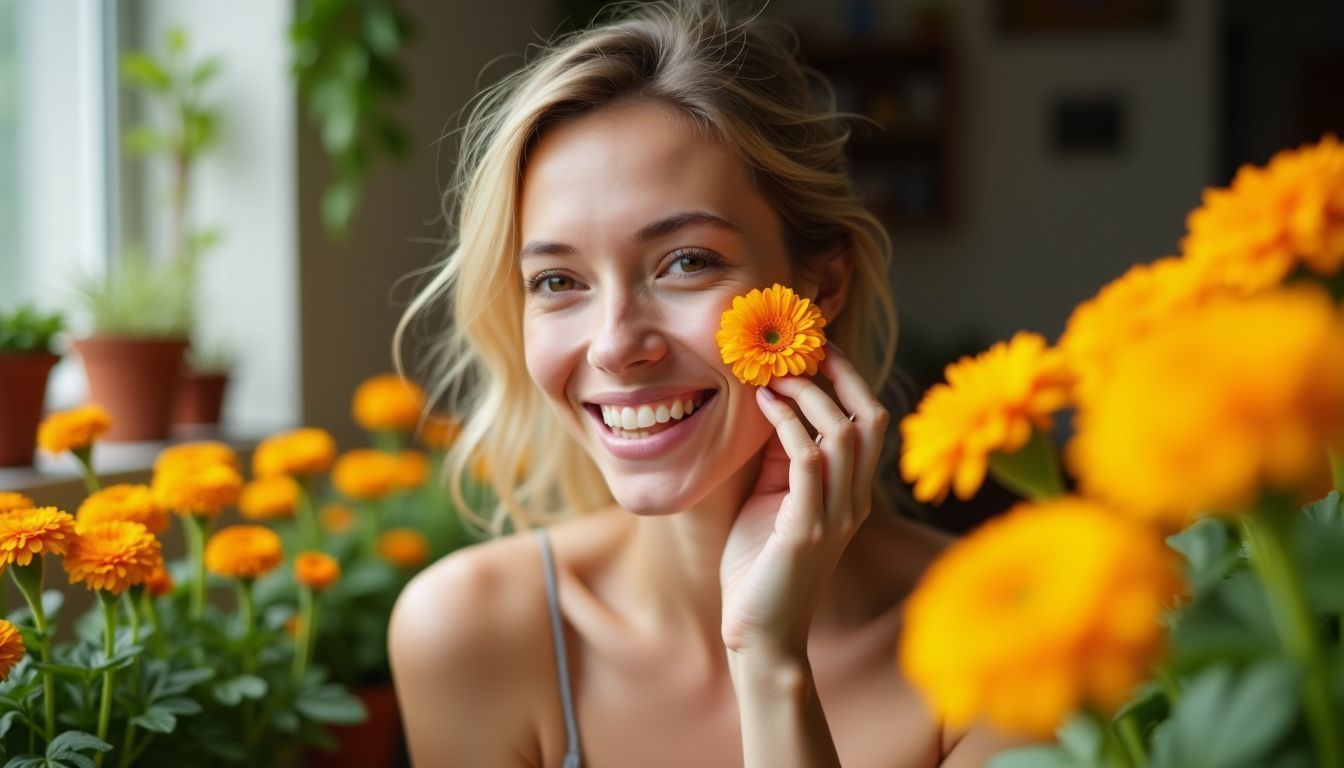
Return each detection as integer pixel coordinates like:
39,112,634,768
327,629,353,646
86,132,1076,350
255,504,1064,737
204,525,284,580
418,416,461,451
239,476,300,521
76,484,169,535
352,374,426,432
294,551,341,590
320,504,355,535
154,441,239,474
716,284,827,387
145,565,174,598
36,404,111,455
64,521,164,595
393,450,429,491
332,449,399,502
152,461,243,518
0,620,25,681
0,506,76,566
252,428,337,478
0,492,35,515
378,529,429,569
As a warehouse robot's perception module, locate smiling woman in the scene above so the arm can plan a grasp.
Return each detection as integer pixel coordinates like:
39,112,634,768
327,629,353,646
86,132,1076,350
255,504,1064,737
388,1,1022,766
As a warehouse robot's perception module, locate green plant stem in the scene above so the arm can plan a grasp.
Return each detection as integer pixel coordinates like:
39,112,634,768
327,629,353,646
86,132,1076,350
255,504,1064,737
123,590,143,761
11,561,55,742
987,428,1066,501
1241,500,1342,768
1115,713,1147,767
73,446,101,494
297,477,320,550
292,586,315,685
374,429,401,454
1330,449,1344,494
237,579,256,675
95,592,118,767
361,500,380,559
141,592,166,659
184,514,207,622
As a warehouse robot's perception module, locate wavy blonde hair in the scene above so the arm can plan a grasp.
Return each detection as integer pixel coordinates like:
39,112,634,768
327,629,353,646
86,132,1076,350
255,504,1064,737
395,0,898,536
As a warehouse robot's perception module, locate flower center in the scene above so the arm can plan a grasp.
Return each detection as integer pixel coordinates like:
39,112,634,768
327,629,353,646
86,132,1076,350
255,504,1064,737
764,329,781,345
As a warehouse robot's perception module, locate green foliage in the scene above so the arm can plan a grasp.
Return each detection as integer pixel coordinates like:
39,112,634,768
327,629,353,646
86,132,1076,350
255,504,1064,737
70,251,194,338
291,0,413,239
0,306,64,355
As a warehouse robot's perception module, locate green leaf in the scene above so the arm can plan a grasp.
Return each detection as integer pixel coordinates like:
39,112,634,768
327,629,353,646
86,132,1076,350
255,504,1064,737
988,746,1084,768
46,730,112,757
120,53,171,91
294,684,367,724
150,696,201,716
161,667,214,696
1302,491,1342,524
211,675,268,706
0,709,18,738
1169,571,1277,670
191,56,224,87
321,181,359,238
130,708,176,733
363,5,400,56
123,125,168,155
1055,714,1103,762
1150,660,1299,768
1167,518,1241,592
1295,515,1344,612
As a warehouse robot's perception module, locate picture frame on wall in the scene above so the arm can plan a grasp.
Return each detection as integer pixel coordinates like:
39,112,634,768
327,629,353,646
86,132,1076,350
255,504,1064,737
998,0,1170,35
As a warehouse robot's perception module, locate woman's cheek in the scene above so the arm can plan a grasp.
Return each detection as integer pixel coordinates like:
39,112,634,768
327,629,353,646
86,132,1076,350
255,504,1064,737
523,311,585,407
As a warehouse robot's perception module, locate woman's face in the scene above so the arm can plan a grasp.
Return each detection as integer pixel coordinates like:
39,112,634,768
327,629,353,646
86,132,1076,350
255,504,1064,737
518,99,797,515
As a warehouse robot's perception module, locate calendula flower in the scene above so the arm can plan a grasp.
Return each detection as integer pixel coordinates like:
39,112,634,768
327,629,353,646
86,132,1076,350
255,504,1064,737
320,504,355,535
252,427,337,478
0,620,24,681
393,451,429,491
64,521,164,595
418,416,461,451
899,499,1181,737
36,404,110,455
154,441,239,474
1183,134,1344,292
0,507,76,566
145,565,173,598
1068,285,1344,528
900,333,1073,504
332,449,399,502
353,374,426,432
153,461,243,518
204,525,284,580
0,492,35,515
716,283,827,387
76,484,169,535
294,551,341,590
378,529,429,569
239,475,300,521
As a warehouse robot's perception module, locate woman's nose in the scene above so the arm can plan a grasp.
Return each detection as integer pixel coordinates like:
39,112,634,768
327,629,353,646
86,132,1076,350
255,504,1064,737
586,292,669,374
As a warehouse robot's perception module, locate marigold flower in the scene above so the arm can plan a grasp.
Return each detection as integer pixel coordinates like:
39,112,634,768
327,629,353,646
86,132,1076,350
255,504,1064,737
252,428,337,478
1183,134,1344,292
900,333,1073,504
1068,285,1344,528
294,551,341,590
332,449,399,502
378,529,429,569
204,525,284,580
0,506,76,567
76,484,169,535
899,499,1181,737
418,416,460,451
238,475,300,521
0,620,25,681
716,283,827,387
393,450,429,491
145,565,173,598
320,503,355,535
152,461,243,518
154,441,240,475
64,520,164,595
36,404,111,455
353,374,426,432
0,492,35,515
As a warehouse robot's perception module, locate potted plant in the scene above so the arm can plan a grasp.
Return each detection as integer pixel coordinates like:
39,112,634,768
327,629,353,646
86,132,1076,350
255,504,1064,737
0,305,64,466
174,340,238,428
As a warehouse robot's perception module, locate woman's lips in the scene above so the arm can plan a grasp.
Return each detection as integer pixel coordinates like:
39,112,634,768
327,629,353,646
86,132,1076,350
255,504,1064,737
586,390,717,460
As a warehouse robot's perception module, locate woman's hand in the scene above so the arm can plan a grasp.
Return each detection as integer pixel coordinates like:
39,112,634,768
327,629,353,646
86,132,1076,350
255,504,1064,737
719,347,890,659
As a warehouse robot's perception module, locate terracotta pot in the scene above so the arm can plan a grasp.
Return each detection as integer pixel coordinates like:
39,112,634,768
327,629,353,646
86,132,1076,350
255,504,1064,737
73,336,187,442
0,352,59,467
305,682,405,767
173,369,229,426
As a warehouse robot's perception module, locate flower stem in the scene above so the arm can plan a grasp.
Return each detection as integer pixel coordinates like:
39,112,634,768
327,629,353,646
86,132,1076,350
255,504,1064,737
1330,449,1344,494
11,562,55,742
297,477,320,550
988,427,1066,501
141,592,166,659
1241,498,1341,768
292,586,315,685
95,592,118,767
73,446,101,494
236,580,256,675
184,514,207,623
374,429,401,454
361,501,380,559
1115,713,1148,767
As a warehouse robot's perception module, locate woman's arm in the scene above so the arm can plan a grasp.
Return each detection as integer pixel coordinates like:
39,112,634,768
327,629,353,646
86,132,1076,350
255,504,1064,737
726,649,843,767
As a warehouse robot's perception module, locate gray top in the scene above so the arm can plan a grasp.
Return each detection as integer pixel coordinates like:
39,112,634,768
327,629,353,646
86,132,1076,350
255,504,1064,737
536,528,583,768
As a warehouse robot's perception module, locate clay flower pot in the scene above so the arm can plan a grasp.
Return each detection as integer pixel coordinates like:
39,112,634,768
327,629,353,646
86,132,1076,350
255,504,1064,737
173,368,230,427
0,352,60,466
73,336,188,442
304,682,404,767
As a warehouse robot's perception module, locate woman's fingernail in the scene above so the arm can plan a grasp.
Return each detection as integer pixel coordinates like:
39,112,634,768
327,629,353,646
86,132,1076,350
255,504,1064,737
828,341,844,355
757,387,778,402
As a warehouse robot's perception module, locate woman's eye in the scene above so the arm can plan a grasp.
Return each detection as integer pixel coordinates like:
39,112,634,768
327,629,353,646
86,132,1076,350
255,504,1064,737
525,272,577,294
667,251,717,275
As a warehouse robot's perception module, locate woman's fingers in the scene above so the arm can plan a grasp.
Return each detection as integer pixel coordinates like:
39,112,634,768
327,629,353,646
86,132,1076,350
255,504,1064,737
765,376,855,525
818,351,889,515
755,387,825,547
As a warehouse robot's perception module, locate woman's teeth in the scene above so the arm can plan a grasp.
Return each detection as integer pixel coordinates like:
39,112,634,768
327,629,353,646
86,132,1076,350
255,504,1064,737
598,394,702,439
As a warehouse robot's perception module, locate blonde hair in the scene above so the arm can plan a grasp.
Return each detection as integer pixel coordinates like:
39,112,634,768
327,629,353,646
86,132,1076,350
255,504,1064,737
395,0,898,536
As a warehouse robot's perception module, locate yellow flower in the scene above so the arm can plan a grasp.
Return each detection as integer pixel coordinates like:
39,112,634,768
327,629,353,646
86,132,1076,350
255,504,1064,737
152,461,243,518
332,449,400,502
418,416,460,451
899,499,1181,738
294,551,341,590
0,506,76,567
64,521,164,595
252,428,337,478
145,565,173,598
1183,134,1344,292
204,525,284,580
154,441,239,474
0,492,35,515
378,529,429,569
320,503,355,535
393,450,429,491
238,476,300,521
900,333,1073,504
76,484,169,536
0,620,25,682
1068,285,1344,528
352,374,426,432
716,283,827,387
36,404,111,455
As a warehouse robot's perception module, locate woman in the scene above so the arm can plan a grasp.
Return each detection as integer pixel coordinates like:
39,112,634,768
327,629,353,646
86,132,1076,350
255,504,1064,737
390,1,1018,765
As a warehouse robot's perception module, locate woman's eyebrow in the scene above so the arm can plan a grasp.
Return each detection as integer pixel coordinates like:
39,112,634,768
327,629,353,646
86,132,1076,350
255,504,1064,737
519,210,742,261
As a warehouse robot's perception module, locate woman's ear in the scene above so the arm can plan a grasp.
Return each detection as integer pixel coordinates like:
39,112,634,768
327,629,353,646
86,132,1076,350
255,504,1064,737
809,245,854,321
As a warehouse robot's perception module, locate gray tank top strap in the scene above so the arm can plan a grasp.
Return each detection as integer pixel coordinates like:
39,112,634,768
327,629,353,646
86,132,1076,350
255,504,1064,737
536,528,583,768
